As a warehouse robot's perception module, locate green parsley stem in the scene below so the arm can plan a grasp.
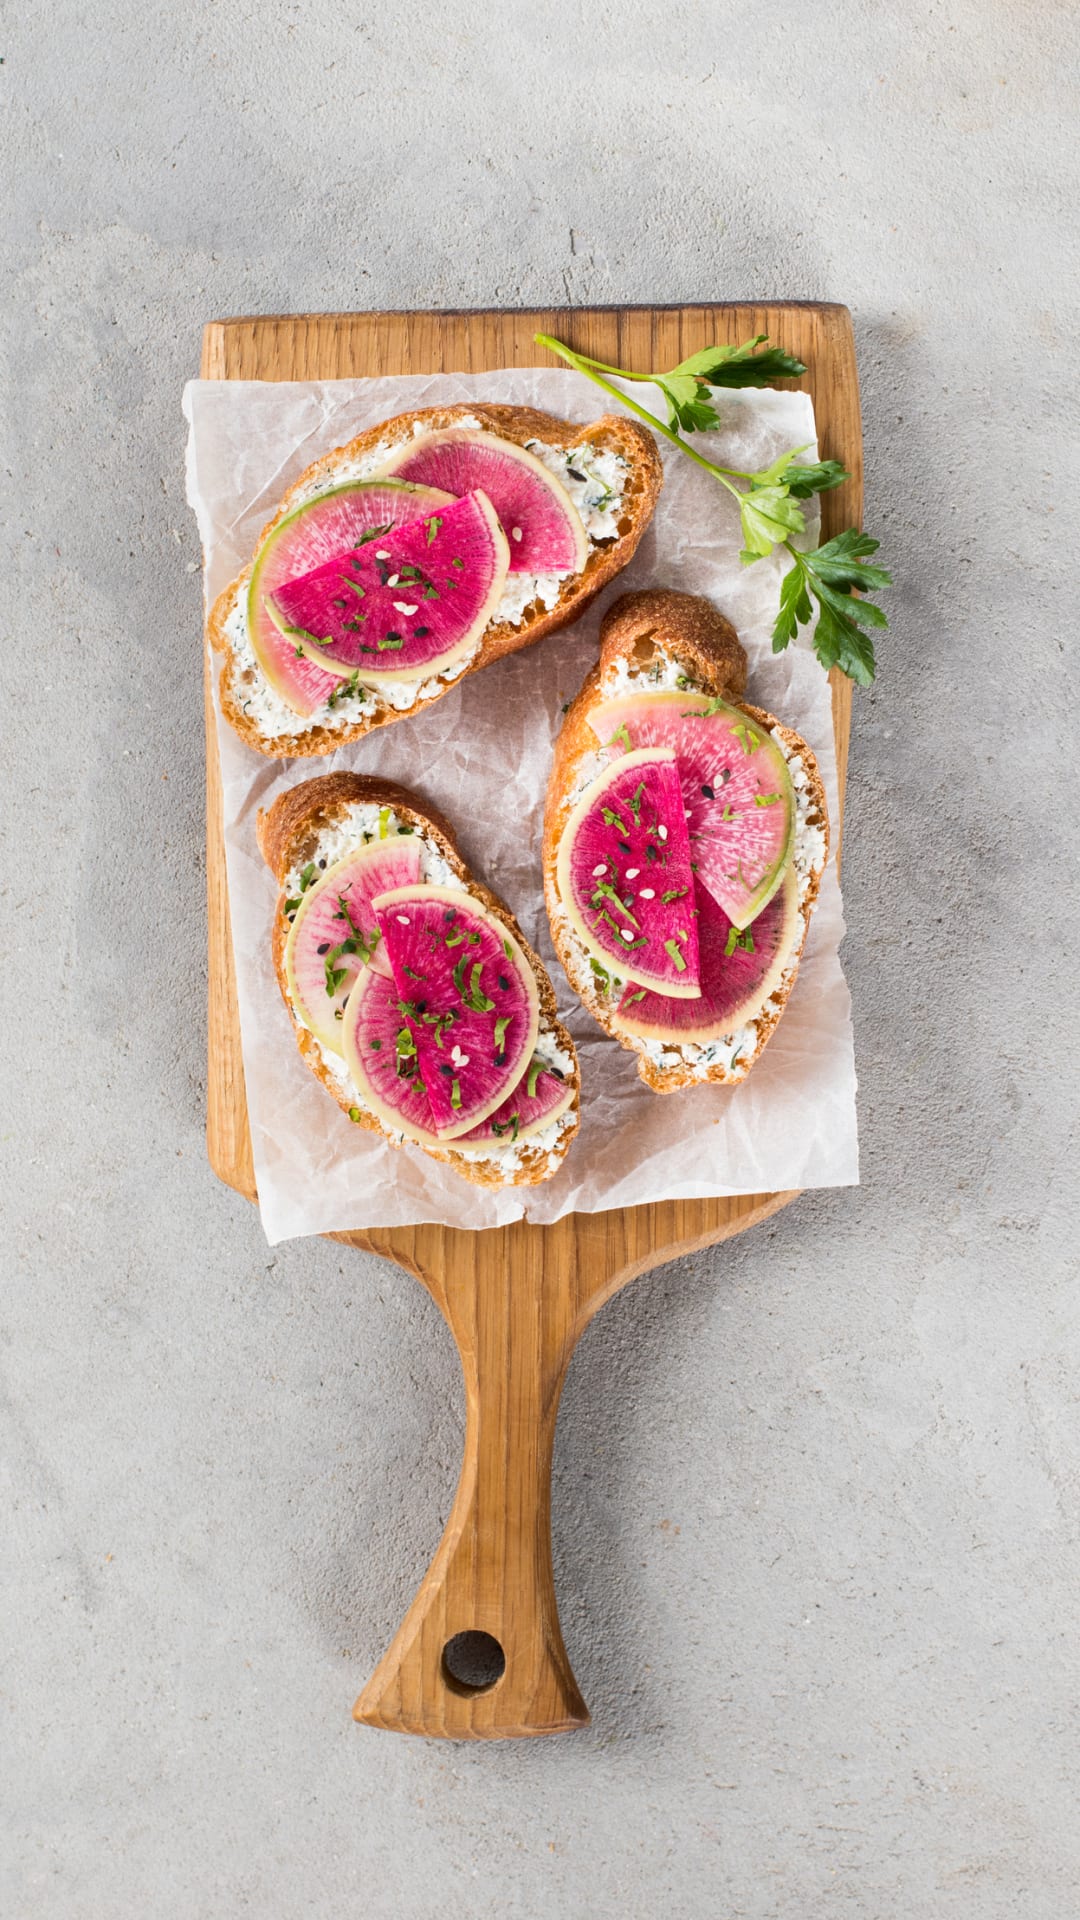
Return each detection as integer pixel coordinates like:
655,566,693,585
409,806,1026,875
534,333,746,500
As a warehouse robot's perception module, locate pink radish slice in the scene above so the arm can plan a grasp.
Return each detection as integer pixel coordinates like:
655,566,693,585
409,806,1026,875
284,835,422,1052
265,491,509,684
247,480,453,717
555,746,701,996
376,429,588,574
588,690,796,928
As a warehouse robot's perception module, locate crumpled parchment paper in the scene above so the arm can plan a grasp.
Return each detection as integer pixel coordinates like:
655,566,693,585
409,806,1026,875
183,367,858,1244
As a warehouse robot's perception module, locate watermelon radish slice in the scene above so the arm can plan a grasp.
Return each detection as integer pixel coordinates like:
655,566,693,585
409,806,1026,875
556,747,701,997
247,480,454,717
376,430,589,575
265,491,510,685
588,691,795,929
613,871,799,1043
341,965,445,1148
284,835,422,1052
345,884,540,1142
455,1059,575,1151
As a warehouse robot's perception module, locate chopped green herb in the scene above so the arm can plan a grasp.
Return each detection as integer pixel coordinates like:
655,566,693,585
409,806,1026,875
465,962,494,1012
494,1015,511,1053
589,958,611,994
327,668,363,710
450,1077,462,1110
660,887,688,903
426,516,442,543
627,781,646,822
342,577,366,599
624,988,646,1005
378,632,404,651
369,1039,382,1051
378,807,391,839
355,523,392,547
526,1059,542,1098
452,955,468,995
492,1113,520,1141
502,937,513,960
724,926,756,956
755,792,780,807
601,805,629,833
731,721,761,754
602,724,632,752
591,880,640,927
663,937,687,973
348,1107,363,1122
450,557,464,569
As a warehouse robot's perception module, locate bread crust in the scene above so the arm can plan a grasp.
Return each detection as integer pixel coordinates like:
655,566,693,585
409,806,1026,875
542,591,830,1092
210,404,663,757
259,773,580,1186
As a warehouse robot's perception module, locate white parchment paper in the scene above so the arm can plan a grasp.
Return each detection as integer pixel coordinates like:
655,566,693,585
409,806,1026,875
183,368,858,1243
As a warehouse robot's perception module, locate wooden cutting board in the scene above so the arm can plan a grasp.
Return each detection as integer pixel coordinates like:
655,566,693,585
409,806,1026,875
201,304,861,1738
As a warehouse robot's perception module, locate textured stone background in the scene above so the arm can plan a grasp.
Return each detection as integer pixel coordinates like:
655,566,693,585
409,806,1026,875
3,3,1078,1915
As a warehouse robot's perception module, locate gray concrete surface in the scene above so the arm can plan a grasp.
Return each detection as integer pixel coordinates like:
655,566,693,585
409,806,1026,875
3,2,1079,1914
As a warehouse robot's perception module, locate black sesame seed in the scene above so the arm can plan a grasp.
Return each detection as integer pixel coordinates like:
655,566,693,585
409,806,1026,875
317,942,329,954
701,783,714,800
438,1063,453,1077
497,974,509,992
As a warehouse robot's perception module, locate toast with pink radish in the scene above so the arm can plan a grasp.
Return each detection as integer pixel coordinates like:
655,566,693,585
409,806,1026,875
211,403,662,757
259,774,580,1187
543,591,830,1092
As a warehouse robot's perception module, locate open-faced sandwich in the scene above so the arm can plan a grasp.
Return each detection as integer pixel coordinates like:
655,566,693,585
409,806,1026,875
211,404,662,757
258,774,580,1186
543,591,829,1092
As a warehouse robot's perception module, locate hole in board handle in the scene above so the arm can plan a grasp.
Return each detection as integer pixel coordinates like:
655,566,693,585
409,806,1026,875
441,1631,506,1695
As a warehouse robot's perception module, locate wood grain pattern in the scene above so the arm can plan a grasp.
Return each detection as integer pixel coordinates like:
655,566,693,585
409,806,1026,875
200,305,861,1738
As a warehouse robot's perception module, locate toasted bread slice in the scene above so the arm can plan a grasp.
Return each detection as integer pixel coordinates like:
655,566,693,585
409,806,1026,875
211,403,662,757
542,591,830,1093
259,773,580,1186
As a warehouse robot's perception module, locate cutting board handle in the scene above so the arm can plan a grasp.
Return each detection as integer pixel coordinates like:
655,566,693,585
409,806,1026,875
353,1223,591,1739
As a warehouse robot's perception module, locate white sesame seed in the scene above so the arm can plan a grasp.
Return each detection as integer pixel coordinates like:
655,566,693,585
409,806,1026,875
393,601,419,615
511,526,523,541
387,574,400,587
396,914,410,925
625,867,640,878
620,928,635,942
658,825,668,840
640,888,656,899
592,863,606,877
374,550,390,559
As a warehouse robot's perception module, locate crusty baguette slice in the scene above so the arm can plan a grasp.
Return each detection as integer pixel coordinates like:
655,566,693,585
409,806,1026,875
211,403,663,758
258,773,580,1187
542,591,831,1093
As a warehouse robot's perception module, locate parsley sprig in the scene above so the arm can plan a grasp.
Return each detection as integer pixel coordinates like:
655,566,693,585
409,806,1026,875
535,331,890,686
